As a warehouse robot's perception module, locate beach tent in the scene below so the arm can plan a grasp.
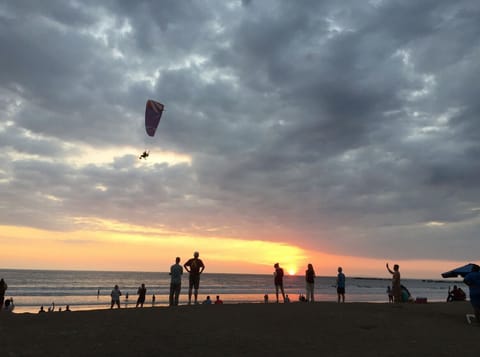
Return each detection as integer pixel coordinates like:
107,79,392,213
441,263,478,278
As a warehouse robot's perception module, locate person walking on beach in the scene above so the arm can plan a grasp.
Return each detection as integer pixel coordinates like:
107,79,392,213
463,264,480,324
0,278,7,310
336,267,346,303
386,263,401,303
184,251,205,305
273,263,286,303
169,256,183,306
305,263,316,302
110,285,122,309
136,283,147,308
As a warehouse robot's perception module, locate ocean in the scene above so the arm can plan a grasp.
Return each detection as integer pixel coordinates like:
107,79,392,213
0,269,461,313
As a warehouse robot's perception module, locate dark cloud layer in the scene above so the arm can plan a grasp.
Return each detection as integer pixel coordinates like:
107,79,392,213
1,0,479,261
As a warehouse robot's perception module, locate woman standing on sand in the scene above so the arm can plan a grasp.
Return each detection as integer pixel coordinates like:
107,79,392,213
305,264,315,302
386,263,401,303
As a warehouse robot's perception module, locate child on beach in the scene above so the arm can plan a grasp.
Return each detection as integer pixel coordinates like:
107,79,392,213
110,285,122,309
387,286,393,303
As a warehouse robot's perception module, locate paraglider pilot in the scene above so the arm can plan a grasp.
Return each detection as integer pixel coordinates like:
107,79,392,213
139,150,149,160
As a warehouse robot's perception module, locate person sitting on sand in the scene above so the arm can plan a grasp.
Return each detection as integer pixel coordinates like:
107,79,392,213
3,298,14,312
215,295,223,304
202,296,212,305
110,285,122,309
447,285,466,302
39,305,45,313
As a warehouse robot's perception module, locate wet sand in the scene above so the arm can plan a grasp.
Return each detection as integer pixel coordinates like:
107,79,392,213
0,302,477,356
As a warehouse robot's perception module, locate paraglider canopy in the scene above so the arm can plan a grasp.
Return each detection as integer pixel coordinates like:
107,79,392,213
145,99,164,137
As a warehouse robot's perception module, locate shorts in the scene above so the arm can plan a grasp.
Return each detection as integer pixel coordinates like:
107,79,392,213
337,287,345,294
189,274,200,289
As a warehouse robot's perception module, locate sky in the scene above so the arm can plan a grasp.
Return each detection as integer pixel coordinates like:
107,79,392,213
1,0,479,278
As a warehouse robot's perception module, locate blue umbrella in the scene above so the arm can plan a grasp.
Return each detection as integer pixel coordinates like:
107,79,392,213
441,263,478,278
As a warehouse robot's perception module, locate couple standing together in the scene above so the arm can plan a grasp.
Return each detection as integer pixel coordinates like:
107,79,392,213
169,251,205,306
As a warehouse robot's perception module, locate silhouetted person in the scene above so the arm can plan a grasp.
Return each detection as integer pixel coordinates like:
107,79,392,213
464,264,480,324
0,278,7,310
110,285,122,309
336,267,345,303
136,283,147,307
305,263,316,302
447,285,466,302
169,257,183,306
273,263,285,303
184,251,205,304
202,295,212,305
386,263,401,303
215,295,223,304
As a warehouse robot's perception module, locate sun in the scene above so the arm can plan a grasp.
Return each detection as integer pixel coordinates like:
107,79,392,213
288,268,297,276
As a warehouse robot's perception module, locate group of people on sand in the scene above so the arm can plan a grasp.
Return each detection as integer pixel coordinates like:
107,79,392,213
272,263,346,304
109,251,206,308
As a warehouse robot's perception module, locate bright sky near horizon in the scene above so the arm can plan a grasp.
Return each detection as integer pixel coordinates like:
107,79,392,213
1,1,479,279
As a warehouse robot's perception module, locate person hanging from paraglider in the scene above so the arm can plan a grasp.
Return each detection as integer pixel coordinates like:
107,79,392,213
139,150,149,160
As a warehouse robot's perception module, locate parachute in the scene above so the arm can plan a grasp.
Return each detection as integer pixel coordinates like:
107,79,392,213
145,99,164,137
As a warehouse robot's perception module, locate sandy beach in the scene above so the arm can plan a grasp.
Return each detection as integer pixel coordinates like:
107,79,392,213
0,302,477,356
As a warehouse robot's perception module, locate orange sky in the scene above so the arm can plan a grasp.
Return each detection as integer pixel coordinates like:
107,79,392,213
0,222,465,279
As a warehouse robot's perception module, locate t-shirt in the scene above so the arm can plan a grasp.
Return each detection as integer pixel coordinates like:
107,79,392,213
137,287,146,298
337,273,345,289
170,263,183,284
274,268,284,285
111,288,122,301
185,258,205,275
306,269,315,284
464,271,480,300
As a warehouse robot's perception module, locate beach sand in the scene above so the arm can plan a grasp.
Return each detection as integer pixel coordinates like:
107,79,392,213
0,302,477,356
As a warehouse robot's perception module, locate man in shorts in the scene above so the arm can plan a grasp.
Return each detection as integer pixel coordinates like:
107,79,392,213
184,251,205,304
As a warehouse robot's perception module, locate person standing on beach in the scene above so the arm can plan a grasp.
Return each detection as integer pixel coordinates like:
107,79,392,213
336,267,346,303
386,263,401,303
305,264,316,302
0,278,7,310
273,263,286,303
169,257,183,306
110,285,122,309
463,264,480,324
184,251,205,305
136,283,147,308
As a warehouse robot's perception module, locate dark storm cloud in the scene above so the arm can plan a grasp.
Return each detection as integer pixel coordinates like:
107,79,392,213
1,0,479,261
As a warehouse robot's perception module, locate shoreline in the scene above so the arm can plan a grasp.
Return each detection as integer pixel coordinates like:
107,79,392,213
1,302,477,356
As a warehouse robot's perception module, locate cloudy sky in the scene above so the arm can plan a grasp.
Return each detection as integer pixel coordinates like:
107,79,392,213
1,0,479,277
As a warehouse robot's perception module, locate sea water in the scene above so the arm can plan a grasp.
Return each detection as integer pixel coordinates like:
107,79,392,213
0,269,461,313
